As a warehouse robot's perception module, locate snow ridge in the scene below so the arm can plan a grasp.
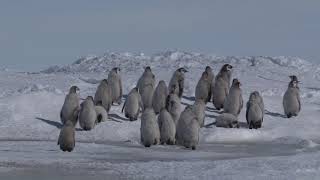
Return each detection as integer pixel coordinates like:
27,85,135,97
41,51,313,73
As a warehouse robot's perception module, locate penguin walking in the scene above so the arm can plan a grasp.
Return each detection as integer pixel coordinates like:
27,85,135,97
79,96,97,131
107,67,123,105
192,99,206,128
176,105,200,150
223,79,243,116
152,80,169,114
212,76,229,110
94,79,112,113
166,85,182,125
140,108,160,147
283,76,301,118
122,87,143,121
205,66,215,102
58,120,76,152
158,108,176,145
246,91,264,129
137,66,155,109
60,86,80,126
195,72,210,103
168,68,188,99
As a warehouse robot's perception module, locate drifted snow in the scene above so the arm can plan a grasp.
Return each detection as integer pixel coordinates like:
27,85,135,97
1,51,320,179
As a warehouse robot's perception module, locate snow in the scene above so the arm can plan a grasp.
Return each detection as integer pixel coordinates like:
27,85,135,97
1,50,320,179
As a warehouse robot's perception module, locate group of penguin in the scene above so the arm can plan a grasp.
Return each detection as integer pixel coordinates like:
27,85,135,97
57,64,301,152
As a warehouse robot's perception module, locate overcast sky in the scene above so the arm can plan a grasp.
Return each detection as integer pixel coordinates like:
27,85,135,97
0,0,319,71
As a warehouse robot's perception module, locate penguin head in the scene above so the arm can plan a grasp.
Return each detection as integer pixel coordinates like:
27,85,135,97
112,67,121,73
289,80,299,88
87,96,94,102
144,66,152,72
102,79,108,84
202,72,208,79
232,78,239,86
289,75,299,83
222,64,233,72
205,66,212,72
178,67,188,73
69,86,80,94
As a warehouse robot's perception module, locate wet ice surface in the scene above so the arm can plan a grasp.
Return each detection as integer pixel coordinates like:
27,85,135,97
1,51,320,179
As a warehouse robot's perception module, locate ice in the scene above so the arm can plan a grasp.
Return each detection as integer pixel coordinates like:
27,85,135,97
1,51,320,179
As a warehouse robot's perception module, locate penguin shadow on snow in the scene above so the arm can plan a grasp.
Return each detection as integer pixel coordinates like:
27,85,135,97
265,109,286,118
35,117,84,131
181,101,192,106
182,95,195,101
108,113,129,122
206,106,224,114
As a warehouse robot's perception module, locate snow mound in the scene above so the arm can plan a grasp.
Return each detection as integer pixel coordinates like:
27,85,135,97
41,51,313,73
17,84,63,94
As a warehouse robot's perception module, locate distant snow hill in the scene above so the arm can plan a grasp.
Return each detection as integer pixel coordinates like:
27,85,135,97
41,51,312,74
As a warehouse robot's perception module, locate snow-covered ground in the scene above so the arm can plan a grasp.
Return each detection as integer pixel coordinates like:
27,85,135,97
1,51,320,179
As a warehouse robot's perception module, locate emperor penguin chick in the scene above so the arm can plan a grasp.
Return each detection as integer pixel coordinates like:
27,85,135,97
152,80,169,114
107,67,123,105
168,68,188,99
158,108,176,145
192,99,206,128
94,79,112,113
216,64,233,87
246,91,264,129
58,120,75,152
95,101,108,124
215,113,239,128
283,77,301,118
212,76,229,110
60,86,80,126
176,105,200,150
205,66,215,102
137,66,156,109
195,72,210,103
122,87,143,121
166,85,182,125
224,79,243,116
140,84,154,110
140,108,160,147
79,96,97,131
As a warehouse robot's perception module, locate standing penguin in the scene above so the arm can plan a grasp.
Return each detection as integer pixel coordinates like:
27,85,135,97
283,76,301,118
192,99,206,128
140,108,160,147
215,113,239,128
137,66,156,109
246,91,264,129
158,108,176,145
94,79,112,113
195,72,210,103
168,68,188,99
152,80,169,114
224,79,243,116
176,105,200,150
79,96,97,131
95,101,109,124
215,64,233,87
166,85,182,125
107,67,123,105
205,66,215,102
122,87,143,121
58,120,75,152
212,76,229,110
60,86,80,126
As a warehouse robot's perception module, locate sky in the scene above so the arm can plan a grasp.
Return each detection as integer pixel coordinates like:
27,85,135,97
0,0,319,71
